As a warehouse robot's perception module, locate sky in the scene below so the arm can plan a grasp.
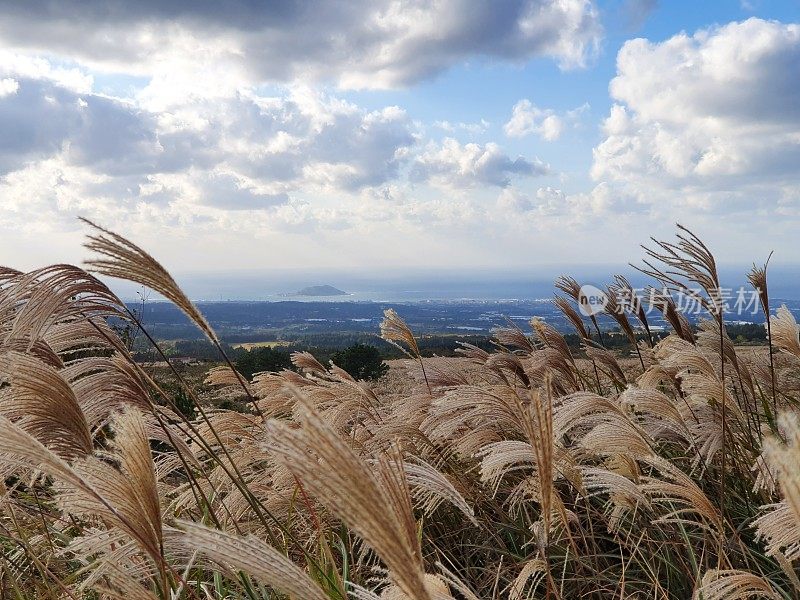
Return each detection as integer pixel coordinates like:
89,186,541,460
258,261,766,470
1,0,800,280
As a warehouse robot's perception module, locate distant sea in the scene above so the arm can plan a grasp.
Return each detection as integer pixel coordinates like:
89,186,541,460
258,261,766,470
112,265,800,305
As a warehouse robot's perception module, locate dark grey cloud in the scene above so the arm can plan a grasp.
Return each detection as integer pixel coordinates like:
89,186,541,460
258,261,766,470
0,1,602,87
0,77,158,175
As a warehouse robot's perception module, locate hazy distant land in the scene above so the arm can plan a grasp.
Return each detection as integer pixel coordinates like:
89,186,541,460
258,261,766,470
294,284,348,296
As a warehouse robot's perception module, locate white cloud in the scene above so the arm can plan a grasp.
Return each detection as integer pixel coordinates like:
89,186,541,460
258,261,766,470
496,182,644,221
433,119,490,135
0,78,18,97
0,58,421,211
592,18,800,214
504,99,588,140
0,52,558,257
411,138,549,188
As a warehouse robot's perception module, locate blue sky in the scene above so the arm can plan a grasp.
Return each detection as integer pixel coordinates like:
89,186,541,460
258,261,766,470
1,0,799,276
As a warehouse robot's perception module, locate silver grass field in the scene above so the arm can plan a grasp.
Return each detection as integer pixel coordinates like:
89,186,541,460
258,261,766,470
2,222,800,599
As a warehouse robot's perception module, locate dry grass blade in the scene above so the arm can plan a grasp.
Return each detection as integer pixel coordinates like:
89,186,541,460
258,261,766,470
176,520,328,600
81,218,219,344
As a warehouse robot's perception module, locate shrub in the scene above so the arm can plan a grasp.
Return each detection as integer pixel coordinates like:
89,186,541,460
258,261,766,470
330,343,388,380
235,345,293,379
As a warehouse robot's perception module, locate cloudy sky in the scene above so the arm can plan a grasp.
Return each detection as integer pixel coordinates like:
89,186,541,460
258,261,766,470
1,0,799,276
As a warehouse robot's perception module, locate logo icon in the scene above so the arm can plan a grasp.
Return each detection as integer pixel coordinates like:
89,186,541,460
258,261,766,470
578,284,608,317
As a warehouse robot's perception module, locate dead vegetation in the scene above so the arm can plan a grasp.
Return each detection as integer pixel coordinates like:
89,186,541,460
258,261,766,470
0,222,799,599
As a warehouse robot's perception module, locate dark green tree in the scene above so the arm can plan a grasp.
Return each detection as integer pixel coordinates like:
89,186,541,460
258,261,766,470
330,343,388,381
235,346,293,379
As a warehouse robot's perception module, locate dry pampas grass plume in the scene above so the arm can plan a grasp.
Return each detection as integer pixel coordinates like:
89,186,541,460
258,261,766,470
81,217,219,344
265,387,435,600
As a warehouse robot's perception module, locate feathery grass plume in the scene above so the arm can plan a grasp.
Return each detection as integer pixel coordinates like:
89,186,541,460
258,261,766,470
265,389,433,600
291,350,329,376
520,383,564,600
492,323,535,352
63,354,153,428
697,319,756,396
81,218,219,344
175,520,329,600
403,458,477,525
612,275,654,346
204,365,254,400
109,408,163,562
0,266,22,283
602,283,647,370
484,352,530,387
554,275,582,301
61,456,165,570
645,287,695,343
381,309,430,394
556,275,605,343
43,316,119,357
507,559,546,600
584,346,627,387
349,574,454,600
1,265,124,351
770,305,800,359
65,529,160,600
581,466,651,533
530,318,576,370
693,569,782,600
638,224,721,314
0,416,160,564
0,351,92,460
640,457,723,533
749,253,778,414
476,439,537,490
455,341,490,362
603,282,638,343
619,387,690,442
758,412,800,536
380,309,420,358
747,253,773,322
552,295,589,340
753,501,800,560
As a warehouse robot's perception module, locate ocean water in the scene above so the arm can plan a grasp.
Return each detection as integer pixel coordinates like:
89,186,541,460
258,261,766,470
112,264,800,305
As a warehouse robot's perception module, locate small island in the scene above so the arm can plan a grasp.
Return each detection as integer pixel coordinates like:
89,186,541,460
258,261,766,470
295,284,348,296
